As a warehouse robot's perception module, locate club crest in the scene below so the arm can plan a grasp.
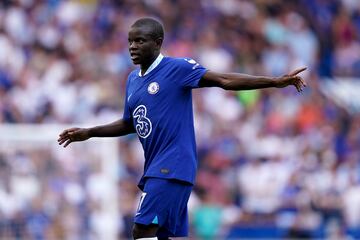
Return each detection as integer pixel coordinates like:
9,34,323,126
148,82,159,94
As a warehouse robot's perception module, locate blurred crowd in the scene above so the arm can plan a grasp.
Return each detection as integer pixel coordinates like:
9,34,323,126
1,0,360,239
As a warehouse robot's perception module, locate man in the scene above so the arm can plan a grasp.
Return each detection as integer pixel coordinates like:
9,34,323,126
58,18,306,240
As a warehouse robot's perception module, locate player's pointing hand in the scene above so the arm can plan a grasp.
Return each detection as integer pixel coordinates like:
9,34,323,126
276,67,307,92
57,128,90,147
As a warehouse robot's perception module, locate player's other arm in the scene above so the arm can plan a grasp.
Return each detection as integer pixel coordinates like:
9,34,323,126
199,68,307,92
57,119,135,148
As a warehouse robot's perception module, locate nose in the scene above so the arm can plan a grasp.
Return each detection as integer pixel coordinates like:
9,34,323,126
129,41,137,51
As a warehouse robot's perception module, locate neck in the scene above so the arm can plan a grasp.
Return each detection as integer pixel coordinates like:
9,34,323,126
140,53,159,75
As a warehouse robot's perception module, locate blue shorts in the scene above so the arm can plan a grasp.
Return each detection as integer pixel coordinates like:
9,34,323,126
134,177,193,238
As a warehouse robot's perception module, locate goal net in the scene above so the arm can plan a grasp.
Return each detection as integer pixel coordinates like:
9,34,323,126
0,124,121,240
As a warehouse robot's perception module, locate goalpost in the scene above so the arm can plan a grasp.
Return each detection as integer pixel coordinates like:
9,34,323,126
0,124,122,240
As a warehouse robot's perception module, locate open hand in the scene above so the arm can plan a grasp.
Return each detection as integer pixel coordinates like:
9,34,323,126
57,127,90,147
276,67,307,92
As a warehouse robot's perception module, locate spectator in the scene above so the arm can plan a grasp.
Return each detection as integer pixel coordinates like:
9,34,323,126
0,0,359,239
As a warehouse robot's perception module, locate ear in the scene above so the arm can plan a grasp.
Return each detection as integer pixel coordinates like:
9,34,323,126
155,38,163,49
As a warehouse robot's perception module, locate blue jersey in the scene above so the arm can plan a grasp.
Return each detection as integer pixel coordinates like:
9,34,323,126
123,56,207,189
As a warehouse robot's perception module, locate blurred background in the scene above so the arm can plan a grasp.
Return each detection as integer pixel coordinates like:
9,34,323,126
0,0,360,239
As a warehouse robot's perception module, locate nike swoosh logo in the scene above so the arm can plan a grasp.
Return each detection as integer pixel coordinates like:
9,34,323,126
127,93,132,102
135,212,141,216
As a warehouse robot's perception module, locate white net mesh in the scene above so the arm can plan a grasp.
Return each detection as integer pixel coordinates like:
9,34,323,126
0,124,120,240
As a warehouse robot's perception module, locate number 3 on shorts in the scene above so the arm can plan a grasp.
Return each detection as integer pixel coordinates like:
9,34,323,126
136,192,147,213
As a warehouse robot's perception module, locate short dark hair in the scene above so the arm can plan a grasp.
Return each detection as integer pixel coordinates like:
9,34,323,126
132,17,164,40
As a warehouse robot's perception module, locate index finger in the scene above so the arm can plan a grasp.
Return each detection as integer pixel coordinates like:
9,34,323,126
289,67,307,76
59,128,78,137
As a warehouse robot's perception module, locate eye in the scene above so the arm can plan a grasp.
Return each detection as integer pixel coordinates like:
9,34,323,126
128,38,146,45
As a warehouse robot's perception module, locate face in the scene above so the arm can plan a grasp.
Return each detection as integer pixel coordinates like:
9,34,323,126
128,26,161,66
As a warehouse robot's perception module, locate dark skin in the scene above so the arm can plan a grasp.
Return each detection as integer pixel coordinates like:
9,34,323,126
58,25,306,147
58,24,307,239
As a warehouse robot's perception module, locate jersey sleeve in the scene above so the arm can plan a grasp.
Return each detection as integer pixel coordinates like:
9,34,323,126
174,58,208,89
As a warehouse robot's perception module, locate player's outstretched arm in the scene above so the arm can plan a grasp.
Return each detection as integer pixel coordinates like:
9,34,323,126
199,67,307,92
57,119,135,148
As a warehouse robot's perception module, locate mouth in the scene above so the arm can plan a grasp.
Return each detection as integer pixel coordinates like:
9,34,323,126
130,53,141,61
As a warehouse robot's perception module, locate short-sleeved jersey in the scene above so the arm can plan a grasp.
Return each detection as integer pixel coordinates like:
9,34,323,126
123,56,207,189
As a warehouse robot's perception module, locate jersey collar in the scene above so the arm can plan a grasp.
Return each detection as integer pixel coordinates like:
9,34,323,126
139,53,164,77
